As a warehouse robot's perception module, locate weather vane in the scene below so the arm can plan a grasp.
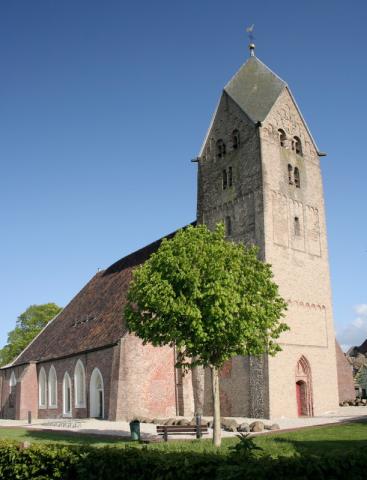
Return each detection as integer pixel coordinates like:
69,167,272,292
246,24,255,56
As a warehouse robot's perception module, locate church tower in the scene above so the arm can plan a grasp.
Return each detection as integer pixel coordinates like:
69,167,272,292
197,45,339,418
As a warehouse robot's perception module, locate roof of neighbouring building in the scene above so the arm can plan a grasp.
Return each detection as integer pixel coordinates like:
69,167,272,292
347,339,367,358
11,224,195,366
224,56,287,123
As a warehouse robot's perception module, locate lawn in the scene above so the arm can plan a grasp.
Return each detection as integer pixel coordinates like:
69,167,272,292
1,421,367,457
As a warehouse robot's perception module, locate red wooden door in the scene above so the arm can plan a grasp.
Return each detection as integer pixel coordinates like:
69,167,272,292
296,382,302,416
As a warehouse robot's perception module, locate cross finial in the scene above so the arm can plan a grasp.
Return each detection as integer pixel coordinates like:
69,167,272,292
246,24,255,56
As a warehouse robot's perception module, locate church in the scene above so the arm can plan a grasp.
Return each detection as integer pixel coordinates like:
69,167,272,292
0,44,354,421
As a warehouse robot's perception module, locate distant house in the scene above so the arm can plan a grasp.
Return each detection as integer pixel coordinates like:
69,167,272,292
355,365,367,398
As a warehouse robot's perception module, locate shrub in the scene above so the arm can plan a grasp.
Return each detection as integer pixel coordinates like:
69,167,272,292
0,440,366,479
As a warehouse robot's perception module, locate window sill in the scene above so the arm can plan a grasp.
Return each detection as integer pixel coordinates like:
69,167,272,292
75,404,86,409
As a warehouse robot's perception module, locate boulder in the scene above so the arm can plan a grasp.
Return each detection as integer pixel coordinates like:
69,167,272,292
250,421,264,432
221,418,238,432
177,418,190,426
270,423,280,430
164,418,176,426
237,422,250,433
139,417,150,423
152,418,166,425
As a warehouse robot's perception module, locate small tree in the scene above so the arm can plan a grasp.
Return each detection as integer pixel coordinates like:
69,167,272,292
124,224,288,446
0,303,62,366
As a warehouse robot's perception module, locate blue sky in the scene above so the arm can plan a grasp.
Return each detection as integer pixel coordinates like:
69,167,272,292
0,0,366,350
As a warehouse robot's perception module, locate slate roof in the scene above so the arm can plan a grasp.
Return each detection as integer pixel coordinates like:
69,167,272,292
12,224,194,366
348,339,367,358
200,55,319,156
224,56,286,123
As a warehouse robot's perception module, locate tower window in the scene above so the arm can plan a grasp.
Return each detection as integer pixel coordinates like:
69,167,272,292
232,130,240,150
228,166,233,187
294,167,300,188
294,217,301,236
292,136,303,156
278,129,286,148
222,169,227,190
288,164,293,185
216,139,226,158
225,216,232,236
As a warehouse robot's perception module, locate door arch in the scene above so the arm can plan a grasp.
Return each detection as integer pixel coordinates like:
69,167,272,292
63,372,72,417
89,368,104,418
295,356,313,416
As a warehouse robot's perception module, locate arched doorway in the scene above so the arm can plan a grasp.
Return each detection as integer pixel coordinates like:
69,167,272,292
90,368,104,418
63,373,72,417
295,356,313,416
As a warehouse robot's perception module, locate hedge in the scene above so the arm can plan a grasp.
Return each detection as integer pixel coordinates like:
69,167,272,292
0,440,366,480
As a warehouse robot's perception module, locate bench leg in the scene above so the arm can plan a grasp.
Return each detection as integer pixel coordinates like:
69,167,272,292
164,427,168,442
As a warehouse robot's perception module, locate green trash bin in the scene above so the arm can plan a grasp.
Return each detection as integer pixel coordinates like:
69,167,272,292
129,420,141,441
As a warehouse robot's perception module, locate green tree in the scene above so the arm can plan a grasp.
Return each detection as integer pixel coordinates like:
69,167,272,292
125,224,288,446
0,303,62,366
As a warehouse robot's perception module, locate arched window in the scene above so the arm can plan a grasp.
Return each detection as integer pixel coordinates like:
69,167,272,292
225,216,232,236
222,169,227,190
232,130,240,149
74,360,86,408
39,367,47,408
63,372,72,416
9,371,16,408
9,371,16,388
228,166,233,187
294,217,301,236
288,164,293,184
48,365,57,408
292,136,302,156
216,139,226,159
294,167,300,188
278,129,286,148
90,368,104,418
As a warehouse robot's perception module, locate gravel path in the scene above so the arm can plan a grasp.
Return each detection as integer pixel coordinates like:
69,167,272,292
0,406,366,441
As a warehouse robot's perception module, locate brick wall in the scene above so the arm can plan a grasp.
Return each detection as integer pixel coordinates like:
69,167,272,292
34,345,117,420
114,334,178,420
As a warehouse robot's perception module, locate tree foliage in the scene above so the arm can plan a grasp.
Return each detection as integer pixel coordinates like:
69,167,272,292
125,224,288,364
0,303,62,366
124,223,288,445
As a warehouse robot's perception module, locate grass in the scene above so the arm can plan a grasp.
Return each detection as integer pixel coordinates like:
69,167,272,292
1,422,367,457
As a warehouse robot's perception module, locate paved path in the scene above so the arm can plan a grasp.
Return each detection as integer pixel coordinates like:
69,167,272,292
0,406,366,441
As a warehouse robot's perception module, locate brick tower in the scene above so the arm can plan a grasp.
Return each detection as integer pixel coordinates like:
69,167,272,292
197,45,339,418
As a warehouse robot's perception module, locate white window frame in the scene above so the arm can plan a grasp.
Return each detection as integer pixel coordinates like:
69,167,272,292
74,359,86,408
39,367,47,408
63,372,72,417
48,365,58,409
89,368,104,419
9,371,17,388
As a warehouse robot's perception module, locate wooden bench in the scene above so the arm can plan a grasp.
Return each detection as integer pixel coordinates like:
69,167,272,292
157,424,209,441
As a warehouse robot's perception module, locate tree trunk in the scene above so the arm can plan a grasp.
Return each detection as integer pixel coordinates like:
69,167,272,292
211,366,221,447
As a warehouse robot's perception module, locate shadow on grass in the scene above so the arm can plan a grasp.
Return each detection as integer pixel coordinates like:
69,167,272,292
23,429,132,446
